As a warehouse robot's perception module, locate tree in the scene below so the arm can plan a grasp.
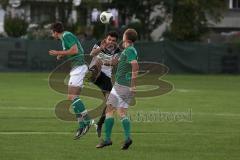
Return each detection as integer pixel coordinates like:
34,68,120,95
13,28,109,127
4,16,28,37
112,0,226,41
112,0,163,40
164,0,226,41
0,0,9,9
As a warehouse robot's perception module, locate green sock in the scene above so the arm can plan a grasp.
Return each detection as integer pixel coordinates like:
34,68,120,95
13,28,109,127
76,114,85,129
72,98,88,128
104,117,114,142
72,97,86,113
121,116,131,141
83,114,91,125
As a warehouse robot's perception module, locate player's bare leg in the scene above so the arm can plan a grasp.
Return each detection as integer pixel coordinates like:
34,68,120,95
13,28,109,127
67,86,81,101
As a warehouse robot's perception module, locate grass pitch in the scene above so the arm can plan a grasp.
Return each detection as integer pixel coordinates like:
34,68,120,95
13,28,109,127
0,73,239,160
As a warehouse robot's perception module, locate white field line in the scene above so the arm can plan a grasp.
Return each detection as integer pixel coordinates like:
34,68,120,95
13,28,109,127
175,89,198,93
0,106,54,111
0,131,234,135
0,106,240,118
192,112,240,117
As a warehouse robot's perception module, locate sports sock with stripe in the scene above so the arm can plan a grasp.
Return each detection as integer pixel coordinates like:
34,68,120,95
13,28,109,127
72,97,90,128
121,116,131,141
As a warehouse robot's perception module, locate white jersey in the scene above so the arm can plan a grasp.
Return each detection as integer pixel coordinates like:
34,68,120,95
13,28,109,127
92,41,120,78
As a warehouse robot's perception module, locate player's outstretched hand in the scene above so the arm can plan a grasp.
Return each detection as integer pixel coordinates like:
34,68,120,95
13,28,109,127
100,39,107,49
49,50,58,55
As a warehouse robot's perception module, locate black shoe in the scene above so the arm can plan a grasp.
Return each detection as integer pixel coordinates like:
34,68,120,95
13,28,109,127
96,124,102,138
121,138,133,150
96,139,112,148
74,128,84,140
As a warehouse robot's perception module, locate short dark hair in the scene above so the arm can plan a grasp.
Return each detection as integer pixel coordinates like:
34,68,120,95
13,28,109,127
106,31,119,40
51,22,64,33
124,28,138,43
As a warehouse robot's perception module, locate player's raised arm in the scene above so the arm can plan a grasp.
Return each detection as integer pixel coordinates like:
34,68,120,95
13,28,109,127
90,47,102,57
90,40,106,56
49,44,78,56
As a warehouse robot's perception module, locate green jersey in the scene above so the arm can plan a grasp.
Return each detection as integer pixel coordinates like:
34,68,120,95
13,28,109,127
115,46,138,87
61,31,85,68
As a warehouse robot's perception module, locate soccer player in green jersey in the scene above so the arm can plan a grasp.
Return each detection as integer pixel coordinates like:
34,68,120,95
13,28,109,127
49,22,91,140
96,29,139,150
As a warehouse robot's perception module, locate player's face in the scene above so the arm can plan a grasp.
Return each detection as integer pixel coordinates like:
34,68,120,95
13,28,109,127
106,36,117,45
51,31,59,40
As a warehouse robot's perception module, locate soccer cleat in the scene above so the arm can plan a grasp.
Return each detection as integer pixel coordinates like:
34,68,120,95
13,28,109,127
82,122,91,135
96,139,112,148
73,128,84,140
82,120,94,135
121,138,133,150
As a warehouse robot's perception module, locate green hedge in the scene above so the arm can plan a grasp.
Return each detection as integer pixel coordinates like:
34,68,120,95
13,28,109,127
4,16,28,38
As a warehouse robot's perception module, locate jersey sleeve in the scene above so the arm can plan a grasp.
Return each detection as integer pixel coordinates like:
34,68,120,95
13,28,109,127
126,48,138,63
63,34,77,49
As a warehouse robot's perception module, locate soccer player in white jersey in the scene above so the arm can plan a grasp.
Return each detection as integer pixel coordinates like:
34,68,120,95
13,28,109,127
88,31,121,138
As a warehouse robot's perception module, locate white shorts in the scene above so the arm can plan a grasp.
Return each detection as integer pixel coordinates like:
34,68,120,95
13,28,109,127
107,83,133,109
68,65,88,88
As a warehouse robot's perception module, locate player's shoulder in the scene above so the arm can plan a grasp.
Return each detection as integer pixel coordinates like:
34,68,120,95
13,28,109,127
63,31,75,39
125,46,137,55
63,31,71,37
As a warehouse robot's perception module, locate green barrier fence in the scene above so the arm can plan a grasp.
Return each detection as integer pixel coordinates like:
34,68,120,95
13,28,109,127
0,38,239,74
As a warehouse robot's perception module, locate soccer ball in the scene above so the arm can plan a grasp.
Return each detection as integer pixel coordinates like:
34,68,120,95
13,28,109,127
99,11,113,24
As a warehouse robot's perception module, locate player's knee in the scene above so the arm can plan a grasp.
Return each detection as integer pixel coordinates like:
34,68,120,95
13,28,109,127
105,104,111,112
105,104,114,116
68,95,77,101
103,92,109,100
67,95,72,100
106,112,113,117
118,109,127,118
118,112,126,118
